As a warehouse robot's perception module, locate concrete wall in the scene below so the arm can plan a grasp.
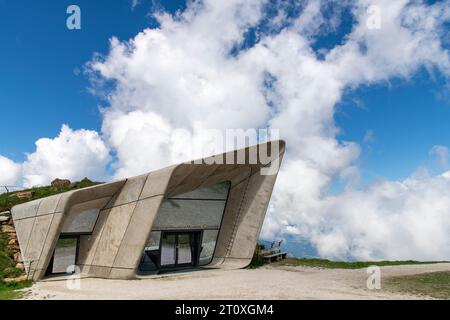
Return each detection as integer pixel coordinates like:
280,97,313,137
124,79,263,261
11,140,285,281
11,180,126,281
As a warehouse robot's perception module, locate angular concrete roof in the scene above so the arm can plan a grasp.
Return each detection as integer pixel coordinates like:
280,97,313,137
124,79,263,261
11,140,285,281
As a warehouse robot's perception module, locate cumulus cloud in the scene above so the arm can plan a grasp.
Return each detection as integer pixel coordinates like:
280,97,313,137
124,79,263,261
0,156,21,186
21,124,111,188
270,167,450,261
84,0,450,260
3,0,450,260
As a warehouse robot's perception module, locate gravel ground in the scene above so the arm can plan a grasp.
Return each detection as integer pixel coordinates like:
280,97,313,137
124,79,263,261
22,263,450,300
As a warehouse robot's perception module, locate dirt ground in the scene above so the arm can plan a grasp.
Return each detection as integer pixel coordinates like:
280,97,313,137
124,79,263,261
22,263,450,300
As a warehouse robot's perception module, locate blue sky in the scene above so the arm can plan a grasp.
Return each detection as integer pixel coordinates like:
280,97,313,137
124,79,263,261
0,0,160,161
2,0,448,182
337,71,450,184
2,0,450,259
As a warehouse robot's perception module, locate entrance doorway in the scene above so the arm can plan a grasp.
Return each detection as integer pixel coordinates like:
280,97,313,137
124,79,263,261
45,236,79,276
160,231,201,269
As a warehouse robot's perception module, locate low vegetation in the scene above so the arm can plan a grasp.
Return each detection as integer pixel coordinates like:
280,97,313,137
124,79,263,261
385,271,450,299
0,178,101,213
0,227,30,300
0,231,20,278
270,258,449,269
0,280,32,300
249,242,449,270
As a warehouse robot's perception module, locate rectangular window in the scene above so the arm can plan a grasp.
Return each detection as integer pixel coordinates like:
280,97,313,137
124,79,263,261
138,181,231,274
153,199,226,230
199,230,219,266
50,237,78,274
61,208,100,234
160,233,177,266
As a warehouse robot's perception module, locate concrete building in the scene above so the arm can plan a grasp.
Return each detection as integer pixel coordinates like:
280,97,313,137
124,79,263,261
11,141,285,281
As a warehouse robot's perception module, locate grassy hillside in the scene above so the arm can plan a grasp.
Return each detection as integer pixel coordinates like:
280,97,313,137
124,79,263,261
0,179,101,213
0,231,20,278
0,227,31,299
0,178,101,300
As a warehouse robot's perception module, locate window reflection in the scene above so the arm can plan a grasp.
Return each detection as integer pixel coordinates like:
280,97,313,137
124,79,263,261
138,231,161,273
52,238,77,274
138,181,230,274
199,230,219,266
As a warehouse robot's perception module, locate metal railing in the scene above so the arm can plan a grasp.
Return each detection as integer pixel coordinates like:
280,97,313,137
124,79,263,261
260,240,284,255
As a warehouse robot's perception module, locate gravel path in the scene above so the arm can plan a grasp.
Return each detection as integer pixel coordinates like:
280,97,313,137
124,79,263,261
22,263,450,300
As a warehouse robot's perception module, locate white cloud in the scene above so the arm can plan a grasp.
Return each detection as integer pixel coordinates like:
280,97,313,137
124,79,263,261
6,0,450,260
317,172,450,260
21,124,111,188
85,0,450,260
0,156,21,186
266,166,450,261
430,145,449,168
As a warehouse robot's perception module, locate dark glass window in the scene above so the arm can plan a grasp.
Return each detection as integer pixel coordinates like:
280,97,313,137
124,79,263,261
138,181,230,274
50,237,78,274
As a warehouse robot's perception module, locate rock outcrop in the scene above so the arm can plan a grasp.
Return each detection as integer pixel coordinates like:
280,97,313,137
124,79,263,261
0,210,23,269
10,191,34,200
51,178,71,189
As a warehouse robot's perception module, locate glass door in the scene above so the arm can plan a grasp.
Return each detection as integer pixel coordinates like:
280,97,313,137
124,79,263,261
46,236,79,275
177,234,192,265
160,233,177,266
159,232,200,268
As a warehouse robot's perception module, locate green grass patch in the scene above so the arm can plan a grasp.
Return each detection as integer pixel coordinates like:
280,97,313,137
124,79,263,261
268,258,449,269
385,271,450,299
0,280,32,300
0,226,31,300
0,230,15,273
0,179,101,213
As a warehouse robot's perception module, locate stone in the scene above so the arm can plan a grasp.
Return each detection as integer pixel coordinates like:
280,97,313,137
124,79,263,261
8,238,16,246
51,178,71,189
0,210,10,216
15,263,25,270
12,191,34,199
0,216,9,223
14,252,22,262
81,177,93,184
3,274,28,283
1,225,15,233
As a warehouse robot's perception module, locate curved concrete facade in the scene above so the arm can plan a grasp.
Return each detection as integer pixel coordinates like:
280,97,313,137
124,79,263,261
11,141,285,281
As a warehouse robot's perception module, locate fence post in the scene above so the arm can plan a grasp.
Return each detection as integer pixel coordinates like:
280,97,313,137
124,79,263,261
1,186,23,210
5,186,9,209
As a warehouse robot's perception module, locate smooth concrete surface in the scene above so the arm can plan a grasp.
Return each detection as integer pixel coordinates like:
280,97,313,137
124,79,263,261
140,166,177,200
112,195,163,270
36,195,60,216
11,140,285,281
11,199,41,221
33,213,64,280
91,202,137,268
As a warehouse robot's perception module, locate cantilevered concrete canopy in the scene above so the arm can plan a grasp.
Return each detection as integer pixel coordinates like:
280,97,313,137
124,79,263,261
11,141,285,281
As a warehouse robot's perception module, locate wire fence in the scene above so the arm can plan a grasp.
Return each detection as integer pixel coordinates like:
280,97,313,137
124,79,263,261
1,186,25,211
0,186,23,194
